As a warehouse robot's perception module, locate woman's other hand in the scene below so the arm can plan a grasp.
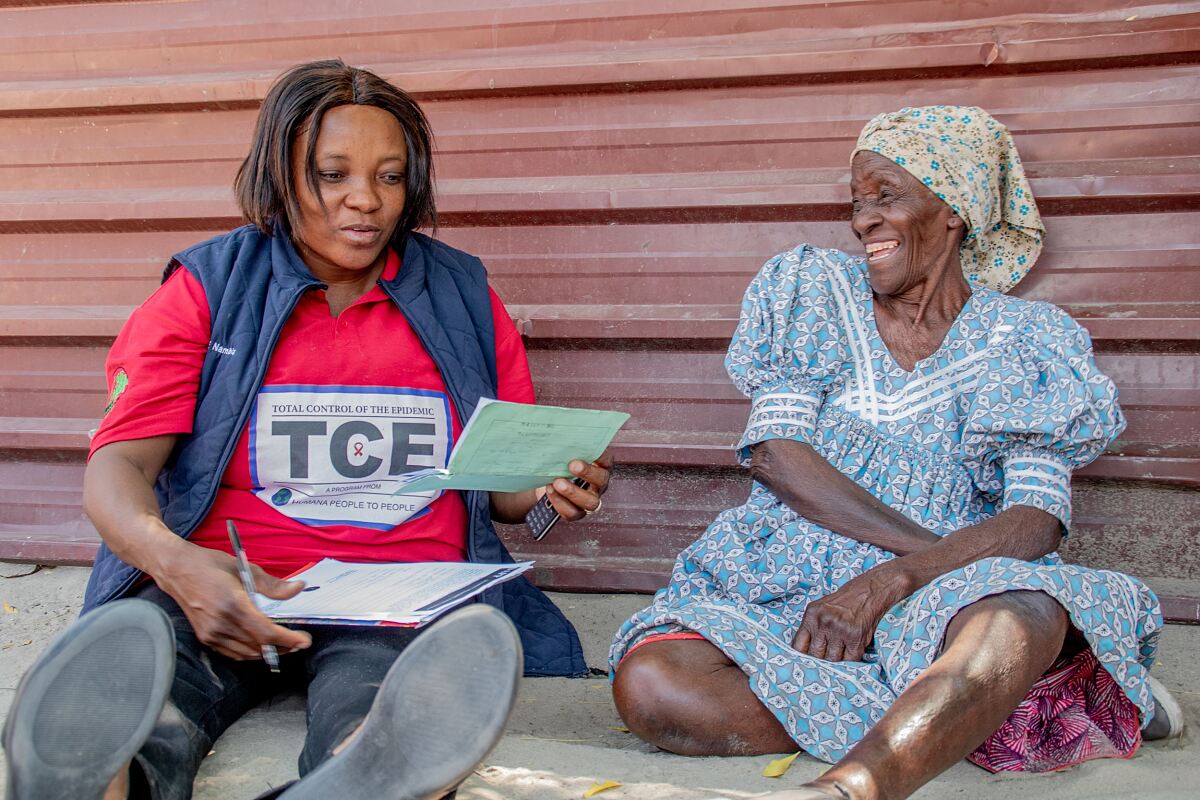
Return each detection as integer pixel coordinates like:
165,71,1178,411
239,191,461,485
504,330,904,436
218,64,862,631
792,567,911,662
543,448,613,522
488,449,613,524
156,542,313,661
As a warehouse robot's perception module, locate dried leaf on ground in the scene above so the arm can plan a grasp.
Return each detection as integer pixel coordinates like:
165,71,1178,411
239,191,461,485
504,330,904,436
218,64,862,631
583,779,623,797
762,751,802,778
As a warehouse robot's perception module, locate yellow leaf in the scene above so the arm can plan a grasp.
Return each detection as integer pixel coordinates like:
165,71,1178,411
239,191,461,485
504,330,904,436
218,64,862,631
2,602,16,614
607,725,630,733
1126,15,1138,20
762,751,802,778
583,780,623,798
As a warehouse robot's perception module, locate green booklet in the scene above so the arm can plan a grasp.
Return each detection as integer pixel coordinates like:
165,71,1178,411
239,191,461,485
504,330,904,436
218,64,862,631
395,398,630,494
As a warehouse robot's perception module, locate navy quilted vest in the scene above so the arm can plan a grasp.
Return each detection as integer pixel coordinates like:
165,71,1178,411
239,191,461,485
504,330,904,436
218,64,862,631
82,225,586,677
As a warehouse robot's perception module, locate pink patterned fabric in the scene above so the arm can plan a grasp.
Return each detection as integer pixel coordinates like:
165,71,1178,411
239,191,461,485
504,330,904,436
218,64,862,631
970,645,1143,773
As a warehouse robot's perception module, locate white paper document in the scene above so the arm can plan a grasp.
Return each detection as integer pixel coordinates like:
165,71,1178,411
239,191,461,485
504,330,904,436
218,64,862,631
255,559,534,627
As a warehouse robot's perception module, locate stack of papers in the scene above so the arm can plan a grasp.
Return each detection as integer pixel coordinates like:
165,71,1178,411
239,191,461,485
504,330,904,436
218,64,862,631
255,559,534,627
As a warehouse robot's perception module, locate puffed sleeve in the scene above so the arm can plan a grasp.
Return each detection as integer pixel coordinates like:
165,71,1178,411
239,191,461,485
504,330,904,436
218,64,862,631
963,302,1126,530
726,244,849,464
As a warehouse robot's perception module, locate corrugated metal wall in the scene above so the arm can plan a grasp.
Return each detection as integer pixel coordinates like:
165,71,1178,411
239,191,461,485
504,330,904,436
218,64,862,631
1,0,1198,619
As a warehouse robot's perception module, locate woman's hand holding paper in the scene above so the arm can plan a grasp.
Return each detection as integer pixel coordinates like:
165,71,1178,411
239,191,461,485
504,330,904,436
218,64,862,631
543,449,613,522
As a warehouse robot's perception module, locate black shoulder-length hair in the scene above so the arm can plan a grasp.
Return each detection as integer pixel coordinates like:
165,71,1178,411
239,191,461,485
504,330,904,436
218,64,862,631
235,59,436,241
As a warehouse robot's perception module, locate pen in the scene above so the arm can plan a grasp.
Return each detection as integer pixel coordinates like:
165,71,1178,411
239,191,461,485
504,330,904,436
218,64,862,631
226,520,281,673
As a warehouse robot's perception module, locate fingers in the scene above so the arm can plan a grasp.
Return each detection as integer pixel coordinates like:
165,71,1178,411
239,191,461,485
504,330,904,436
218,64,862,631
592,448,614,471
794,610,862,663
242,607,312,652
211,639,262,661
251,564,306,601
808,630,829,661
568,452,612,494
206,613,311,660
539,451,613,523
545,481,593,521
191,590,311,660
548,469,604,520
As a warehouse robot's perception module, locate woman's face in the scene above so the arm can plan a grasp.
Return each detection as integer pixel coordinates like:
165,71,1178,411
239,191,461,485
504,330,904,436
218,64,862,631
289,104,408,278
849,150,963,296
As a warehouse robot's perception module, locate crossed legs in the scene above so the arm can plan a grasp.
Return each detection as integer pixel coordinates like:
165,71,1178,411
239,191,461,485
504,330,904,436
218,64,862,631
612,590,1069,800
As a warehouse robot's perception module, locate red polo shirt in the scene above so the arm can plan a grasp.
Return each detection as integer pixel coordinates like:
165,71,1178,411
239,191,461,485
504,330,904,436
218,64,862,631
91,249,535,577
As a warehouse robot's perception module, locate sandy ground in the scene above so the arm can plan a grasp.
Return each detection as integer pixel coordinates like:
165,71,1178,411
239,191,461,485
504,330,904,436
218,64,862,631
1,563,1196,799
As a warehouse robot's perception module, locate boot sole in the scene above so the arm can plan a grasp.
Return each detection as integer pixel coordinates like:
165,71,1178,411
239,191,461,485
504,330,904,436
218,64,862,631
281,604,522,800
2,599,175,800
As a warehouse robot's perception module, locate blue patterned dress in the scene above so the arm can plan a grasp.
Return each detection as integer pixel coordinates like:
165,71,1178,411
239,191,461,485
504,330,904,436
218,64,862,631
609,244,1162,765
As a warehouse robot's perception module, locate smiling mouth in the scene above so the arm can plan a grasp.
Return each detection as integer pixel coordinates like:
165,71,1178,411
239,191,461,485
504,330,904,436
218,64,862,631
865,240,900,263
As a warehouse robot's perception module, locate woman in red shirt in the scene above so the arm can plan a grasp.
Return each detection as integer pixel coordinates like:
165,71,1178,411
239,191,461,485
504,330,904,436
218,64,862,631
4,60,610,800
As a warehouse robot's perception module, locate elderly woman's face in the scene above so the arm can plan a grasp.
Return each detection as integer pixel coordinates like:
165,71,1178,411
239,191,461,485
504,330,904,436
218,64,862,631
850,150,963,296
290,104,408,277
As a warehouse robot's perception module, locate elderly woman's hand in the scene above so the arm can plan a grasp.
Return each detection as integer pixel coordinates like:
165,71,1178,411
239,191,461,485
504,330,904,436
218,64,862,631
543,449,613,522
793,566,913,662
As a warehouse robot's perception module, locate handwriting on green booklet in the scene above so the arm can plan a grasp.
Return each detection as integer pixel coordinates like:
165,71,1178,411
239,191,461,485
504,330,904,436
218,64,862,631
396,399,629,494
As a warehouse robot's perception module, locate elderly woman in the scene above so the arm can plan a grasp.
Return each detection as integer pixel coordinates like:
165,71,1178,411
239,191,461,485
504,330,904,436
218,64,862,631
4,60,609,800
610,107,1180,800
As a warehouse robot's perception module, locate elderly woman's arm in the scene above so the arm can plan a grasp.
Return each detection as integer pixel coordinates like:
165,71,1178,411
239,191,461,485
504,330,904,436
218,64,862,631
750,439,941,555
793,505,1061,662
752,432,1064,664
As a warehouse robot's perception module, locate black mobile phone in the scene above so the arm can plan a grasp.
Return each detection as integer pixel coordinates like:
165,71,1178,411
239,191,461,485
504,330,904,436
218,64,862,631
526,477,589,541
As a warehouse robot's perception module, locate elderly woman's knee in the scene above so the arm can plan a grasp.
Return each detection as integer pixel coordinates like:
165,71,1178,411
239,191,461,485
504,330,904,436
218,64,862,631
946,590,1069,682
984,590,1068,637
612,648,687,728
613,644,741,753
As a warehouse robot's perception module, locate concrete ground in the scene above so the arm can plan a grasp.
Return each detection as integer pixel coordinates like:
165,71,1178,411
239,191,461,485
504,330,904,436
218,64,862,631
1,563,1196,799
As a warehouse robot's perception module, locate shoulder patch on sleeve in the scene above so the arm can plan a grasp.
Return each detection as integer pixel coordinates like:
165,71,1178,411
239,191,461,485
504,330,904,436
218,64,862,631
104,368,129,416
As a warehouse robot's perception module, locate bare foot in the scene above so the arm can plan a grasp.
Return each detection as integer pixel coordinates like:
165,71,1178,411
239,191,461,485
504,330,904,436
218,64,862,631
751,782,850,800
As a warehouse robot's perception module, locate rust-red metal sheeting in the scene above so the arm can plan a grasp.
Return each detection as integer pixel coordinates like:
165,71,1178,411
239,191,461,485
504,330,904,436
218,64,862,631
0,1,1198,619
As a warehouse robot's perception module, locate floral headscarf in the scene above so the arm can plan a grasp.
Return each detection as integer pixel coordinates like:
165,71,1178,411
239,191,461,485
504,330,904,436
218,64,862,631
853,105,1045,293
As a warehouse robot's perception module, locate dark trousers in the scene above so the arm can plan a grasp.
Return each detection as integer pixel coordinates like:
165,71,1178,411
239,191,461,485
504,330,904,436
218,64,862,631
129,583,420,800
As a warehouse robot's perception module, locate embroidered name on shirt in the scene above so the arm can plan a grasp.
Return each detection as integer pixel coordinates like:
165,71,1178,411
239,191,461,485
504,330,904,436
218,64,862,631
209,341,237,356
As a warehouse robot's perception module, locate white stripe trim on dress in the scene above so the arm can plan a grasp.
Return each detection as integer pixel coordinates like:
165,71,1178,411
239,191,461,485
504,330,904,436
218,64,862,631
827,263,879,425
891,347,992,396
745,418,817,433
1005,468,1069,486
839,364,985,412
1006,482,1071,506
753,404,818,416
868,380,984,421
838,375,983,422
1005,455,1071,475
825,264,872,421
756,391,820,405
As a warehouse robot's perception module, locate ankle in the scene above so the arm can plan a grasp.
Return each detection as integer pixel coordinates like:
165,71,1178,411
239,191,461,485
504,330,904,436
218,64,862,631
803,779,853,800
102,763,130,800
809,767,881,800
